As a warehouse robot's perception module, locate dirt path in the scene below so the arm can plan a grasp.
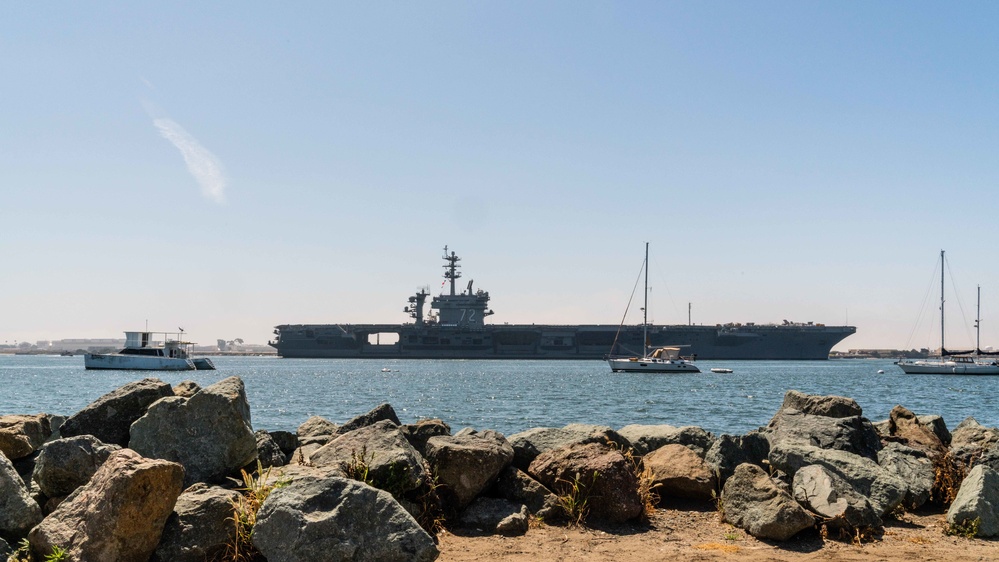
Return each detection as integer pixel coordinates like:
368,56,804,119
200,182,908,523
437,504,999,561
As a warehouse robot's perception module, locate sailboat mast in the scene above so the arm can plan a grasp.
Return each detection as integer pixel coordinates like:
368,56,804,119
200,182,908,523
940,249,945,354
977,285,981,352
643,242,649,355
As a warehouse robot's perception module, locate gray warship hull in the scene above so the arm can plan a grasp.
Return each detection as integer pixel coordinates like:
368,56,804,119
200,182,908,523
270,322,856,360
271,247,856,360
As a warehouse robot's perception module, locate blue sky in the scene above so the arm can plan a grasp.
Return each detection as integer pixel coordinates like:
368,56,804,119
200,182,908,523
3,2,998,351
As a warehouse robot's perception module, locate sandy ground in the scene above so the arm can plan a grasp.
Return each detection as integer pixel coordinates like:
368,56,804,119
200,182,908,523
437,502,999,561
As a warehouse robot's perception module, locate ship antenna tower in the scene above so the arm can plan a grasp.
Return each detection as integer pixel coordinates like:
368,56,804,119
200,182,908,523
443,245,461,296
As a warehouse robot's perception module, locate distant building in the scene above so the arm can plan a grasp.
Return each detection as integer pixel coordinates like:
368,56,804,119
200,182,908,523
44,339,125,352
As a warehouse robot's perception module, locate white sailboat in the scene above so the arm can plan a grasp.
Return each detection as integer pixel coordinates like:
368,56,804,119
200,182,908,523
607,243,700,373
898,251,999,375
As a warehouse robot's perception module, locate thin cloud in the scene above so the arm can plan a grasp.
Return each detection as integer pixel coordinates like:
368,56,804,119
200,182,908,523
153,118,227,204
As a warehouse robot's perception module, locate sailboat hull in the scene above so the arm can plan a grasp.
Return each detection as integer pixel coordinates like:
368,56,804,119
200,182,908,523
898,359,999,375
608,357,700,373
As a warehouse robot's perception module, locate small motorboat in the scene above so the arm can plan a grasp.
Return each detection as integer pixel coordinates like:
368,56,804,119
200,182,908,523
710,368,734,374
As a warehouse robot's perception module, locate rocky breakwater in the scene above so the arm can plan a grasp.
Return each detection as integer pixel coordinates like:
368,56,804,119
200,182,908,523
2,381,999,561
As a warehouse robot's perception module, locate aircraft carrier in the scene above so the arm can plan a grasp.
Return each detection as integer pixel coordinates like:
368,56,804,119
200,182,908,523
270,248,856,360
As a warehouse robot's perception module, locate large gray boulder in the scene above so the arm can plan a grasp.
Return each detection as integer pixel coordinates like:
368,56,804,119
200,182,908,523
878,442,935,510
508,424,631,470
722,463,814,541
269,430,299,458
947,464,999,537
130,376,257,486
60,378,173,447
528,441,643,523
950,417,999,463
459,497,529,536
792,464,881,532
310,419,427,495
768,409,881,462
400,419,452,456
492,465,562,521
642,443,717,501
705,431,771,486
773,390,863,419
424,429,514,510
298,415,339,446
0,453,42,540
32,435,121,498
977,446,999,473
951,417,999,449
253,475,439,562
151,483,241,562
294,415,339,461
260,463,347,487
617,424,715,458
255,429,288,469
769,442,905,516
334,403,402,436
29,449,184,562
0,414,51,461
917,414,951,446
172,380,201,398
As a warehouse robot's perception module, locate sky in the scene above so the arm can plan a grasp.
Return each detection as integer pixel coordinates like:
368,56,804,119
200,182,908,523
2,2,999,352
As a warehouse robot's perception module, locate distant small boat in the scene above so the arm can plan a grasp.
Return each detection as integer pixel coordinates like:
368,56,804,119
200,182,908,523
710,368,734,374
381,368,392,372
85,330,215,371
60,351,74,357
877,369,885,374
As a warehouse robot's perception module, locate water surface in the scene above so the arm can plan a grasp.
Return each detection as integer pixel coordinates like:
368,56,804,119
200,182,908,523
2,355,995,437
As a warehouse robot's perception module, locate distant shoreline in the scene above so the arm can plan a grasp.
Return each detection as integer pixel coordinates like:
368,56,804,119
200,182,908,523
1,350,919,359
0,350,278,357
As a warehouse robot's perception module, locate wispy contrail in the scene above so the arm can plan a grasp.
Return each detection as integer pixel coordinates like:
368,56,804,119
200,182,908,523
153,118,227,204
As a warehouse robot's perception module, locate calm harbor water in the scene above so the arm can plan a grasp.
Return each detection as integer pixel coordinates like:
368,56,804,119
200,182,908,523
2,355,997,437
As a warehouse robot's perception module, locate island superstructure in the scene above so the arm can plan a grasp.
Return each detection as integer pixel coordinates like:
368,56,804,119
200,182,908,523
270,247,855,360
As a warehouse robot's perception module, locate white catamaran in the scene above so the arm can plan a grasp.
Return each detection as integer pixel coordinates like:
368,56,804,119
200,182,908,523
84,331,216,371
897,251,999,375
607,243,700,373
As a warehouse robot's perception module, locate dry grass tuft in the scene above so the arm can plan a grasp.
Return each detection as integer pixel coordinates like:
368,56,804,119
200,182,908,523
223,461,287,562
931,451,967,506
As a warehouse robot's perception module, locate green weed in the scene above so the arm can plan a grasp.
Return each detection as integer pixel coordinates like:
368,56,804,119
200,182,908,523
6,541,68,562
555,473,595,527
42,546,67,562
945,517,981,538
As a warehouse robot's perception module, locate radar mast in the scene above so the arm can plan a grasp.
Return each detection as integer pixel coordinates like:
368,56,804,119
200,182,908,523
443,245,461,296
